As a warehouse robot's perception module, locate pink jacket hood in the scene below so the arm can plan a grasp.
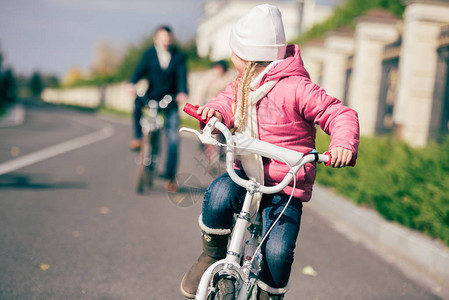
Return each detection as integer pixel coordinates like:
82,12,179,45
263,45,310,83
203,44,360,201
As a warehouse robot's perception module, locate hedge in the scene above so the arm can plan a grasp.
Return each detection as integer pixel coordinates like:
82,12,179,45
315,131,449,247
294,0,405,45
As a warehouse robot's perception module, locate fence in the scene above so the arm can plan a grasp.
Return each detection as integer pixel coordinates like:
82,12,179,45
300,0,449,147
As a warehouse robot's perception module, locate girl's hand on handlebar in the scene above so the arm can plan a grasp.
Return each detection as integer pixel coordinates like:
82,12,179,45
197,106,223,123
330,147,353,168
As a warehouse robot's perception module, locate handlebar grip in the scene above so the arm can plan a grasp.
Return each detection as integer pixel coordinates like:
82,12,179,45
324,151,357,167
183,103,211,125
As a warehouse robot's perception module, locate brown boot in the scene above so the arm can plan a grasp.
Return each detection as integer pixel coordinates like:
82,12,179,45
257,288,285,300
180,231,229,298
166,179,178,193
129,139,141,151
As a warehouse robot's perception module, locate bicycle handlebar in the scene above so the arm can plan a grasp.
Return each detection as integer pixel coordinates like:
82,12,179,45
182,103,211,124
147,94,173,109
181,103,354,194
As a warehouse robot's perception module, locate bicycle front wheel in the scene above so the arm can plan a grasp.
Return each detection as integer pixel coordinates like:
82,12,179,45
136,133,153,194
211,278,235,300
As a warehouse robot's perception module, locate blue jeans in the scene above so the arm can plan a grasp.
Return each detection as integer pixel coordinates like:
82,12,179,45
133,98,179,180
163,108,179,180
202,171,303,289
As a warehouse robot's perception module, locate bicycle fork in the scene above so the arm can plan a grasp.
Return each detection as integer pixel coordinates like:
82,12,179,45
236,218,262,300
196,187,263,299
227,190,255,264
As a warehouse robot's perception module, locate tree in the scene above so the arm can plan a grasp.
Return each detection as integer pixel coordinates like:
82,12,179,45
90,39,125,76
29,71,44,97
114,35,154,81
43,75,59,88
62,67,83,87
295,0,406,44
0,51,18,110
0,69,17,103
183,39,213,71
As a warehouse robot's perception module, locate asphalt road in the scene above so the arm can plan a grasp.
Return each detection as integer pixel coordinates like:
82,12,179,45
0,101,442,300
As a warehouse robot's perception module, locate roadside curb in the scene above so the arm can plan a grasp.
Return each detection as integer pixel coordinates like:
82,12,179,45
307,185,449,299
0,103,25,128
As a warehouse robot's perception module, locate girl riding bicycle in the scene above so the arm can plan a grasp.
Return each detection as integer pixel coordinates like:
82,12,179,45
181,4,360,299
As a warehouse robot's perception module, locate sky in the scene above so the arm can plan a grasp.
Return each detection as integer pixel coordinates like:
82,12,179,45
0,0,205,77
0,0,340,78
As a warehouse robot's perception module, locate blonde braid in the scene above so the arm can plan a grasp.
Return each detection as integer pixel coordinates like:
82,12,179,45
231,76,239,116
235,62,257,131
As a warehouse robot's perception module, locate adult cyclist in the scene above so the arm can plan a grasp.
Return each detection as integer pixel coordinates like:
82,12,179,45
127,25,188,192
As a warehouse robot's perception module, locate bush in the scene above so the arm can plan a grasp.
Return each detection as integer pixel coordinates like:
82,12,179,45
315,131,449,247
294,0,405,44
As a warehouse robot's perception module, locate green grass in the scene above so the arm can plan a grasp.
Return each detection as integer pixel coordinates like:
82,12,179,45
97,106,131,119
315,131,449,247
293,0,405,45
180,115,201,130
0,104,7,118
96,105,202,131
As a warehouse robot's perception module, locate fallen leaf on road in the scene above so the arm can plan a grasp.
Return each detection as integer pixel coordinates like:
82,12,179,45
39,263,51,271
10,146,20,157
76,165,85,175
99,206,110,214
302,265,317,277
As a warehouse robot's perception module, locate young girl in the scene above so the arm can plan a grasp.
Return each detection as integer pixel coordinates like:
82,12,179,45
180,4,359,300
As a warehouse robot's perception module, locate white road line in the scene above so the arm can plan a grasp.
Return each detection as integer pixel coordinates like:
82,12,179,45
0,125,115,175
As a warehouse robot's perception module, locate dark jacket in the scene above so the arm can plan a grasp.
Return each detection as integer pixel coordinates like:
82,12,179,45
130,46,188,104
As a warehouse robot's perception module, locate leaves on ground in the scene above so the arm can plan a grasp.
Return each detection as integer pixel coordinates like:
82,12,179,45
39,263,51,271
302,265,318,277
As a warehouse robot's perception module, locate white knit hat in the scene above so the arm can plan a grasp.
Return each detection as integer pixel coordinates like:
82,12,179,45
229,4,286,62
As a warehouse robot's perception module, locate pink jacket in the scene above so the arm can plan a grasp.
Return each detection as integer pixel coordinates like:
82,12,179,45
205,44,360,202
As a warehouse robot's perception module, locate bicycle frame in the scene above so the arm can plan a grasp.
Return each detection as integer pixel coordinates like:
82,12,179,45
135,95,172,193
180,115,330,300
140,96,171,135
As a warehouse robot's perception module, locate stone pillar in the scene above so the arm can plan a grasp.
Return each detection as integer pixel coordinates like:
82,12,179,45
347,10,400,136
321,28,355,100
432,26,449,136
394,0,449,147
300,39,325,85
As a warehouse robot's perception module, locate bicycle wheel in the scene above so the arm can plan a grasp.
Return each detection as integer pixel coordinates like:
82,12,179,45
214,278,235,300
136,133,151,194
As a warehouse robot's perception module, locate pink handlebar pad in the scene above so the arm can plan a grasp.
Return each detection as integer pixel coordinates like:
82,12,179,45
324,151,357,167
183,103,211,125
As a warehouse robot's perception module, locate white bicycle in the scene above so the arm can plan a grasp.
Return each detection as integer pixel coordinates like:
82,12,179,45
180,103,354,299
135,95,172,194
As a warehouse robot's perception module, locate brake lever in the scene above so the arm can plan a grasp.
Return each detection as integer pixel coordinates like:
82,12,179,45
179,117,220,146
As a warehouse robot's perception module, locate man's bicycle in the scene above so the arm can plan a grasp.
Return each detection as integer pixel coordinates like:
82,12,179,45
180,103,355,299
135,95,172,194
